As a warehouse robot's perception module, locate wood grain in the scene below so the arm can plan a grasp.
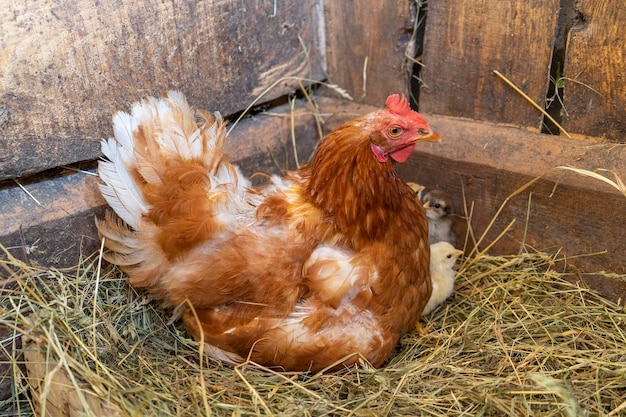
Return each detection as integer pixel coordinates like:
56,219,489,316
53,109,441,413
562,0,626,142
397,113,626,277
323,0,414,106
419,0,559,128
0,0,323,180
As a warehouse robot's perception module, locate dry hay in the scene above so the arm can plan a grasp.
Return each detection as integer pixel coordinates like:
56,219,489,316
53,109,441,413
1,242,625,417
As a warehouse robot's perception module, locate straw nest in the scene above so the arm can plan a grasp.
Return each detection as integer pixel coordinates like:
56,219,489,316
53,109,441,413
1,242,625,417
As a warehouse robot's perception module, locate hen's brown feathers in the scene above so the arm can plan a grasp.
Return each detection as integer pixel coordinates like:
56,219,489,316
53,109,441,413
97,91,437,372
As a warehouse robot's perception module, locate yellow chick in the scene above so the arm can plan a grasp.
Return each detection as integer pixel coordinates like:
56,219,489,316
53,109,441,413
422,241,463,315
407,182,426,201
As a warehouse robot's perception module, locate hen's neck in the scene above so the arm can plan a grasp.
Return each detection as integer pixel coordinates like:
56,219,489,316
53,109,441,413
305,123,411,243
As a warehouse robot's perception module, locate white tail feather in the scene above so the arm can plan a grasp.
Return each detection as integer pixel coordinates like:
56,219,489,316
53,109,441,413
98,91,250,234
188,129,203,158
112,111,138,155
99,138,147,229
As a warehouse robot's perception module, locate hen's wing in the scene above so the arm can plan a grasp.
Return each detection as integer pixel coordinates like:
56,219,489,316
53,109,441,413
180,240,398,372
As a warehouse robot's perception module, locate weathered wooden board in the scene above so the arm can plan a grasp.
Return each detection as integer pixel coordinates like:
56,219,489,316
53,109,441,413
562,0,626,143
323,0,414,106
0,98,320,267
0,0,323,180
419,0,559,128
402,151,626,304
397,114,626,277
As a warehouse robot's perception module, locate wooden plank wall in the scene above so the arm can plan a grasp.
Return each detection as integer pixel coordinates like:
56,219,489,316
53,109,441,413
0,0,323,180
1,0,624,279
562,0,626,142
419,0,559,129
419,0,626,144
406,0,626,281
324,0,414,106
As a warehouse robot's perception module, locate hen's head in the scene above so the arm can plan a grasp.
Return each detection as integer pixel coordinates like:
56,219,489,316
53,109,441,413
368,94,440,163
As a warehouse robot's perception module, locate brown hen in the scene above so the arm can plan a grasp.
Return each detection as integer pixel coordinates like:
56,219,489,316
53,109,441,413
97,92,440,372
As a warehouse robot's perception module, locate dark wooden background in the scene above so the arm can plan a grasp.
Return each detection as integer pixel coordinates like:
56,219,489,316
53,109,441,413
0,0,323,180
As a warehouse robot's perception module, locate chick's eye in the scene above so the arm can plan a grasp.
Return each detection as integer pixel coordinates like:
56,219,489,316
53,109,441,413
447,254,453,259
387,126,403,137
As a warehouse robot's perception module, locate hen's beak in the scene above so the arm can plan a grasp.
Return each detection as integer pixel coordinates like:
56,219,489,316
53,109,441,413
421,130,441,143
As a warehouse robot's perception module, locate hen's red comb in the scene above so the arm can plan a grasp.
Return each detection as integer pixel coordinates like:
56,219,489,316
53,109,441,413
385,94,411,117
385,94,427,125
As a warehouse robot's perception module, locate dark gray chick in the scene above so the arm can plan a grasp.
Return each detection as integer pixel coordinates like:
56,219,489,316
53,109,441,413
422,189,455,245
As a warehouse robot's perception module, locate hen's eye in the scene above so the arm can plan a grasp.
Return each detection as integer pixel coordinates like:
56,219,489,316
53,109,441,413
388,126,403,137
